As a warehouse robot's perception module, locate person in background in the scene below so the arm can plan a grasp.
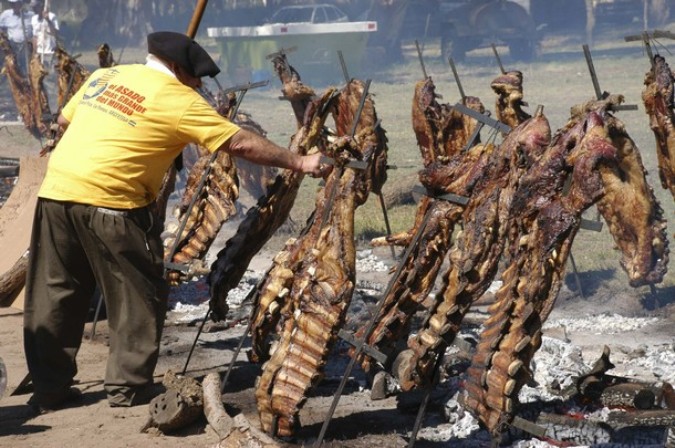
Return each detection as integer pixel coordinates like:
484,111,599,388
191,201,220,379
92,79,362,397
23,31,328,413
0,0,34,75
30,0,58,69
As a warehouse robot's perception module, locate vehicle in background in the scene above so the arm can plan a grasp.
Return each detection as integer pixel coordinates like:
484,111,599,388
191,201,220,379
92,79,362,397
267,4,350,24
439,0,539,61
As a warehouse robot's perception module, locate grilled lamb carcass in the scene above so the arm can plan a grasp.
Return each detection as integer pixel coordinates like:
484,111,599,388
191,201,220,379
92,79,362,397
572,95,668,286
398,108,552,391
208,88,337,322
246,80,387,361
0,33,49,139
642,54,675,203
490,70,531,130
206,56,324,321
359,78,488,374
255,82,387,437
255,137,365,437
164,150,239,285
54,46,89,110
373,78,484,248
462,111,618,438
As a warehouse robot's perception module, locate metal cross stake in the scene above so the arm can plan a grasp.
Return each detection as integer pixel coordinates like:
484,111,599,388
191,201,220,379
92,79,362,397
337,51,397,259
315,183,470,446
448,57,466,102
625,29,675,65
491,43,506,74
582,44,638,112
175,81,270,375
453,102,512,134
415,40,428,79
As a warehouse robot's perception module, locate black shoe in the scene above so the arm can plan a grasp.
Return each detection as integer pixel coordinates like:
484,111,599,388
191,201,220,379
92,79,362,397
28,387,82,414
108,383,164,407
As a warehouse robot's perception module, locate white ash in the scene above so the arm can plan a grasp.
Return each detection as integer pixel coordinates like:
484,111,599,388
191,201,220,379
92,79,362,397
167,272,260,324
543,313,659,335
356,249,391,272
626,343,675,384
519,336,588,402
488,280,503,294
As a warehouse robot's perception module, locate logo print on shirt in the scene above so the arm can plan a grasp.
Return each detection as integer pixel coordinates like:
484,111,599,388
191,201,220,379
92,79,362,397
82,68,120,100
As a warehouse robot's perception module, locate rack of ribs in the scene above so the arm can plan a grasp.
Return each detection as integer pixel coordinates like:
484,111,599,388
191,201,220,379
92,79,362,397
163,145,239,286
208,88,337,322
461,110,617,438
246,79,386,362
642,54,675,205
254,80,388,437
206,54,326,320
398,107,552,391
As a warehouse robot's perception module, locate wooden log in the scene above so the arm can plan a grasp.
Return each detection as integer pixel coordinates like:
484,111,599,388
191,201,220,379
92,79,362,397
202,373,235,439
0,252,28,307
203,372,281,447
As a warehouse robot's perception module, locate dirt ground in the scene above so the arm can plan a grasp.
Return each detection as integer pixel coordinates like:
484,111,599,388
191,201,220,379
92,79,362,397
1,211,673,448
2,30,675,447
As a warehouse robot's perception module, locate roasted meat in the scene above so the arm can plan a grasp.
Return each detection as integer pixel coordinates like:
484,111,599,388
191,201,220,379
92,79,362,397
572,95,668,286
163,149,239,286
246,80,387,361
461,111,617,437
0,32,49,139
208,89,337,321
359,77,487,374
254,81,387,437
54,46,89,110
399,108,552,391
642,54,675,203
206,55,327,321
490,70,531,130
373,78,484,248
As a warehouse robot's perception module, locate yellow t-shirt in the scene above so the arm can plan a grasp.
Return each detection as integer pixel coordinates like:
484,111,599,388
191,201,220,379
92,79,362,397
39,64,240,208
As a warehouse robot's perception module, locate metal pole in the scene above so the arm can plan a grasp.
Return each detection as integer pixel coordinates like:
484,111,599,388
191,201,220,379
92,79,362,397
415,40,428,79
448,57,466,101
181,307,211,375
568,252,585,299
491,43,506,74
315,206,434,446
378,192,397,259
89,291,104,341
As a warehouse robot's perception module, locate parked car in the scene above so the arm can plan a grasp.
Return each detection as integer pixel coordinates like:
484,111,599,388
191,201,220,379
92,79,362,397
267,4,350,24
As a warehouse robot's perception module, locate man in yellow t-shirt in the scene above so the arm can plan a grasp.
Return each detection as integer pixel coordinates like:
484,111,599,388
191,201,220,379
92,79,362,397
23,31,324,413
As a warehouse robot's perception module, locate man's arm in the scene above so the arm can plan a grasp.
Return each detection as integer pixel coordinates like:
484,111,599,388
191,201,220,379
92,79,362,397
220,128,324,176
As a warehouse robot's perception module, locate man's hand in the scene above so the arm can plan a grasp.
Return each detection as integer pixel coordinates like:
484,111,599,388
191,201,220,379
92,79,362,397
301,152,331,178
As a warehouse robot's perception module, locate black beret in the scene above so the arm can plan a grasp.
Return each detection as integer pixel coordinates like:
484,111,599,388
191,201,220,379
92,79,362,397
147,31,220,78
